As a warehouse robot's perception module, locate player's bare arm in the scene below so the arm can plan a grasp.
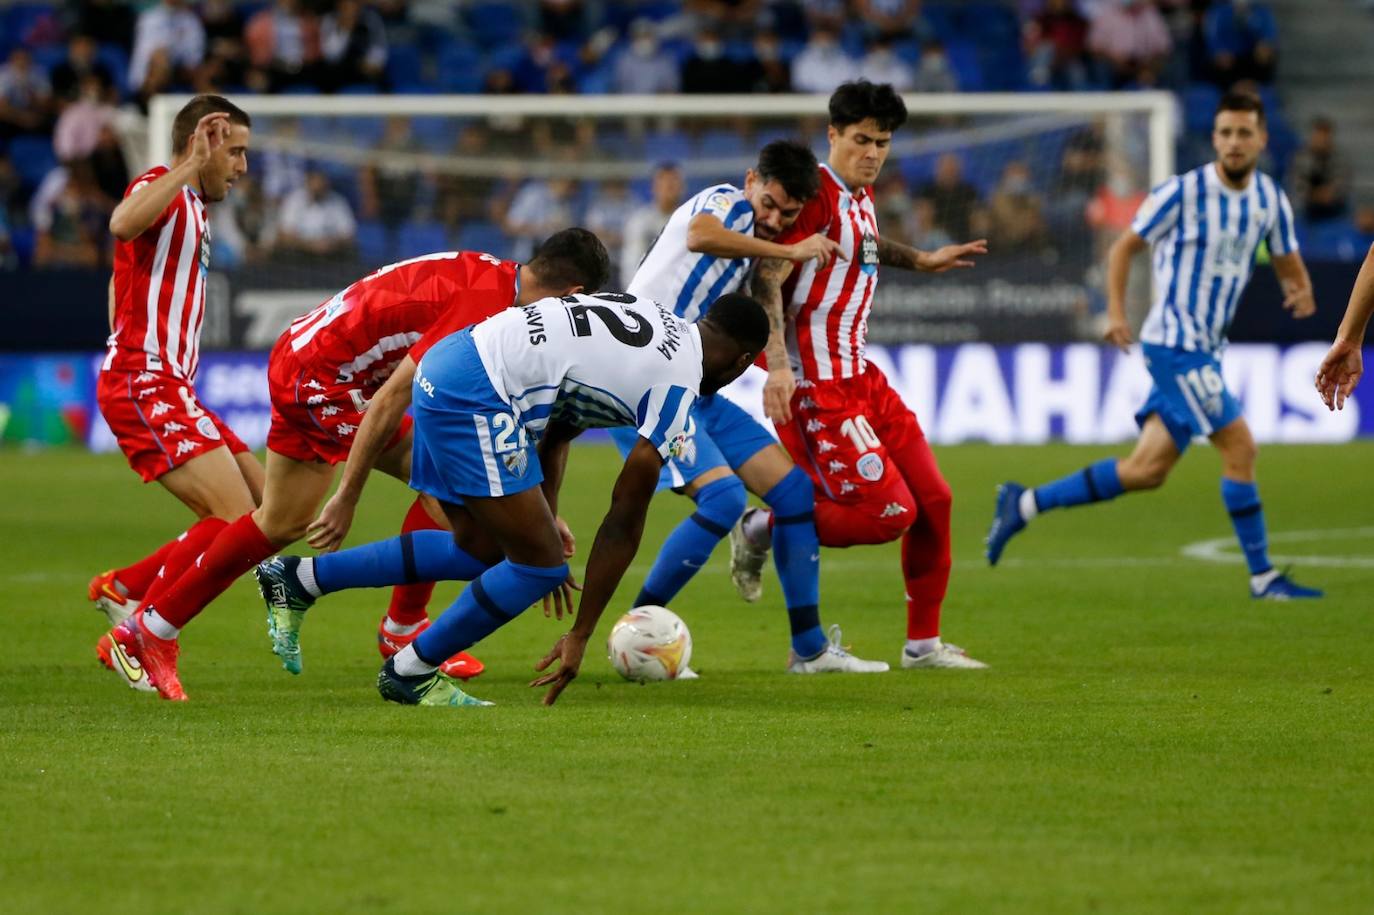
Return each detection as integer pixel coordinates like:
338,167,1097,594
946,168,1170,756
109,113,229,241
751,255,797,423
1104,231,1149,351
1316,241,1374,410
1271,252,1317,319
531,437,663,705
106,277,115,331
306,354,419,551
687,212,843,268
876,236,989,273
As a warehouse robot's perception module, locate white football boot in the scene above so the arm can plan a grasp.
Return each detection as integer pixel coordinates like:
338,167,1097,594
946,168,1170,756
900,641,988,670
786,625,890,674
728,508,770,603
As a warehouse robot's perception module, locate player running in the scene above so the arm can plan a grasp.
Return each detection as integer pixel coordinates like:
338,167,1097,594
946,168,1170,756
1316,241,1373,411
88,94,263,633
986,91,1323,600
608,139,887,673
97,231,610,700
747,81,990,669
258,292,770,707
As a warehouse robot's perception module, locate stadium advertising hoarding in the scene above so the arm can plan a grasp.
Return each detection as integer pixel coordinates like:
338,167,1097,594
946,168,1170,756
0,345,1364,451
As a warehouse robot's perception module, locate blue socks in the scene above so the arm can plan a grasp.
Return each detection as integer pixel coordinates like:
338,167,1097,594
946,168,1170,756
1033,458,1125,514
1221,478,1271,574
634,475,746,607
313,531,494,594
763,468,826,659
414,560,570,663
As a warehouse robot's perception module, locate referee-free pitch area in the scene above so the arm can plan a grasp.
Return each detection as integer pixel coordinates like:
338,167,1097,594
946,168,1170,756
2,444,1371,913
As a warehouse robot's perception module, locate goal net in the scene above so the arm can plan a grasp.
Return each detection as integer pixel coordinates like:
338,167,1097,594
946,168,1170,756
145,92,1174,351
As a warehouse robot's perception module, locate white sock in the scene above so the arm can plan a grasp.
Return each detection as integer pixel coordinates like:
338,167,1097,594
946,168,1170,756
382,617,426,637
295,558,323,598
1251,568,1280,592
1018,488,1039,522
905,637,940,657
743,508,772,549
393,644,438,677
141,608,180,640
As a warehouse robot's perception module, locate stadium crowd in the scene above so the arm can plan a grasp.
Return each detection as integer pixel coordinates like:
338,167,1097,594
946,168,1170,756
1,0,1371,276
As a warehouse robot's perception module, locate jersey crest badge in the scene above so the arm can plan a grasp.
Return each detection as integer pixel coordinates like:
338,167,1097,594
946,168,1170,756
856,452,885,482
195,416,221,441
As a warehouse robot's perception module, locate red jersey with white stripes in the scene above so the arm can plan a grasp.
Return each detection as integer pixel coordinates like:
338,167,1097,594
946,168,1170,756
283,250,519,389
105,166,211,380
775,164,880,382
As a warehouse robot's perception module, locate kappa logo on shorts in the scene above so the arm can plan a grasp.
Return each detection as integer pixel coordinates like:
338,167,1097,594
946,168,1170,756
880,502,908,518
320,405,341,417
502,449,529,478
174,439,200,456
806,419,826,433
195,416,221,441
304,379,325,390
797,380,814,389
137,386,158,399
840,481,857,495
799,397,818,410
162,421,187,435
817,440,836,453
134,371,157,383
828,459,846,474
856,452,885,482
336,422,357,437
148,401,172,417
307,394,326,406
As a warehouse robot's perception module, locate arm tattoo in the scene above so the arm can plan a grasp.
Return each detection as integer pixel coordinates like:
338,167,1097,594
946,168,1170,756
876,237,921,270
751,257,794,365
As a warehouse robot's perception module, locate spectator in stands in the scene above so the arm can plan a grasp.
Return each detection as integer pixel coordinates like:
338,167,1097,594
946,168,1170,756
244,0,322,93
1087,0,1172,88
53,73,118,162
50,34,116,105
909,196,954,252
359,117,419,234
919,153,983,242
258,117,309,203
1025,0,1090,90
801,0,847,35
436,123,501,228
584,179,636,279
856,0,931,44
988,160,1049,253
751,29,792,93
89,122,130,204
540,0,595,41
791,25,859,94
620,162,683,286
275,167,357,260
321,0,389,91
211,174,272,267
685,0,764,40
681,27,752,94
873,172,918,247
911,38,959,93
614,20,681,95
1205,0,1277,87
30,159,114,269
1086,157,1147,251
501,177,578,261
0,48,54,139
134,47,177,113
860,36,915,91
1288,117,1352,223
128,0,206,91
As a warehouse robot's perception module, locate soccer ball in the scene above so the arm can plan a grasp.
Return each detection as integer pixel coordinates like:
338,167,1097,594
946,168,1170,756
607,605,693,681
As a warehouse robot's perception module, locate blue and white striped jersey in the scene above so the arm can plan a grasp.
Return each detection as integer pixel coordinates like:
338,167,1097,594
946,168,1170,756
1134,163,1299,353
470,292,701,459
628,183,756,323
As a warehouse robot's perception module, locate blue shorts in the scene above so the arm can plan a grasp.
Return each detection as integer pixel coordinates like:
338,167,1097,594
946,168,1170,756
609,393,776,492
1135,343,1243,454
409,330,543,502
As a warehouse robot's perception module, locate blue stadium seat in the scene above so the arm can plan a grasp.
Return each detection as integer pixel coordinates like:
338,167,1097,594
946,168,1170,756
385,45,424,87
97,43,131,97
945,39,985,91
9,135,56,189
1183,83,1222,135
466,2,527,48
455,221,512,259
437,38,483,93
397,221,452,256
31,45,65,75
643,130,692,165
10,225,34,266
355,220,392,265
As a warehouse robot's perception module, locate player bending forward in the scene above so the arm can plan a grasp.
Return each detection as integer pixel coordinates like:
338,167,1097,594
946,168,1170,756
89,95,265,633
98,231,609,700
748,81,990,668
608,139,887,673
986,91,1322,600
257,292,769,707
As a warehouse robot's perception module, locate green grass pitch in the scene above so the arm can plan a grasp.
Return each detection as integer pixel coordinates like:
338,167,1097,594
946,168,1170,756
2,443,1372,913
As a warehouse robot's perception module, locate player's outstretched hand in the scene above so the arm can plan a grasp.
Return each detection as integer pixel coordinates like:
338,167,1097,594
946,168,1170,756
307,492,356,552
189,112,230,167
1283,284,1318,319
1103,317,1134,352
787,234,845,269
531,630,589,705
1315,339,1363,411
763,365,796,425
555,515,576,558
542,570,582,620
922,239,989,273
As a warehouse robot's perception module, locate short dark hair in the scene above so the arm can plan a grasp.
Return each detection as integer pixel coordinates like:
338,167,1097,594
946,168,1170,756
829,80,908,133
172,94,251,155
528,227,611,292
700,292,769,354
1215,90,1266,128
755,140,820,202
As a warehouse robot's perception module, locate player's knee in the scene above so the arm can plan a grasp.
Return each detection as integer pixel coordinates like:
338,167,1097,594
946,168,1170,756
693,474,748,530
251,507,309,546
1135,461,1172,490
761,466,814,518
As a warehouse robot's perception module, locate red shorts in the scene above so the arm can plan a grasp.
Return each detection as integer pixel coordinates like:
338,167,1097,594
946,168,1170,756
97,369,250,483
775,364,924,503
265,345,411,465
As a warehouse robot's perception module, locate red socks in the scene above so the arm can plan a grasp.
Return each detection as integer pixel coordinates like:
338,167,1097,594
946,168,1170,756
386,498,442,627
138,516,229,610
152,513,276,628
113,537,180,599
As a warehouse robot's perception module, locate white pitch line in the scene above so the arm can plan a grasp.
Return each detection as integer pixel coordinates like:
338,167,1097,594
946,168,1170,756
1181,527,1374,569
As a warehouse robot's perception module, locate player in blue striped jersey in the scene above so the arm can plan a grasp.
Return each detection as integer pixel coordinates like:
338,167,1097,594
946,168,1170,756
986,91,1322,600
613,141,888,673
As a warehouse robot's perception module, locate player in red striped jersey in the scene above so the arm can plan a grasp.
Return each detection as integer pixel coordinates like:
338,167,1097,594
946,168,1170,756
97,231,609,700
87,95,260,647
745,81,992,669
